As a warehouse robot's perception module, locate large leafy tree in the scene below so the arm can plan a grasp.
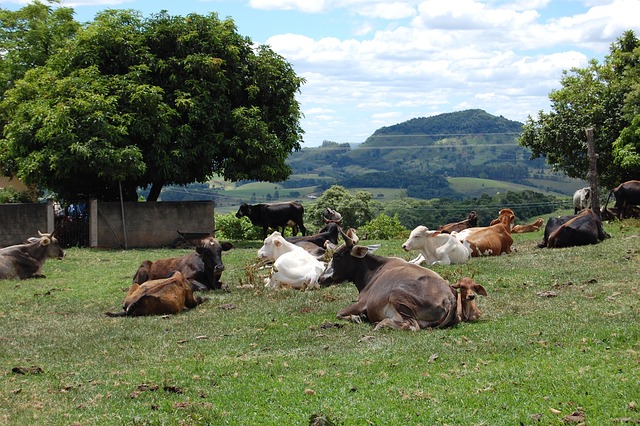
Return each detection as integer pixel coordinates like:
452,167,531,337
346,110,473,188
520,30,640,188
0,8,304,201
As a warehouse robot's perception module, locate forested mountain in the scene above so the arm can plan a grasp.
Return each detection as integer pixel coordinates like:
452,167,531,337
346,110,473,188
286,109,550,199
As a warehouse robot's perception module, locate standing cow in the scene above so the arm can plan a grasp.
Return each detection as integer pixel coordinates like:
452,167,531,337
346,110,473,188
573,187,591,214
605,180,640,219
236,202,307,238
0,232,65,280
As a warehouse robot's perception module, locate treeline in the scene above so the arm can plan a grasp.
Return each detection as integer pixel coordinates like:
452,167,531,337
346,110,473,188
338,170,459,199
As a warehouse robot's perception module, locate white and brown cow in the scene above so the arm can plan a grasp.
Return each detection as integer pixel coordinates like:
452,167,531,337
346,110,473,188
0,232,65,280
402,226,471,265
452,223,513,257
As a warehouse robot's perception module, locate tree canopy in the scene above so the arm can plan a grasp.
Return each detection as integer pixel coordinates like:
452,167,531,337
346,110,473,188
519,30,640,189
0,4,304,201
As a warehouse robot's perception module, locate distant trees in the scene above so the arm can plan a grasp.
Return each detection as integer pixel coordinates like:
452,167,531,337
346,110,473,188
520,30,640,188
0,6,304,201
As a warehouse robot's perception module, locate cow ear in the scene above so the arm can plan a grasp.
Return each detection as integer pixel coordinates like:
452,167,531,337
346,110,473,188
451,281,461,289
221,242,233,251
274,239,282,247
475,284,488,296
41,237,51,246
350,246,368,258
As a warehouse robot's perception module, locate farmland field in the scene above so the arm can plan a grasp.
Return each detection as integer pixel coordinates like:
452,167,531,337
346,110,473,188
1,217,638,425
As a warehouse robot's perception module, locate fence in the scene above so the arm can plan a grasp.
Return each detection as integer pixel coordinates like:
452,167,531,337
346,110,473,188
0,200,214,249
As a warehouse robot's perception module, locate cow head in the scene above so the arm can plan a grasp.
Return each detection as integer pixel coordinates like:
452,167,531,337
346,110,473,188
402,226,440,251
451,277,487,322
235,203,251,219
257,231,287,261
322,207,342,224
319,230,369,288
31,231,65,260
196,237,233,290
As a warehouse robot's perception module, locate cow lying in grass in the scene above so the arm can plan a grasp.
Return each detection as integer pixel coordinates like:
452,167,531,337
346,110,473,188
106,271,205,317
402,225,471,265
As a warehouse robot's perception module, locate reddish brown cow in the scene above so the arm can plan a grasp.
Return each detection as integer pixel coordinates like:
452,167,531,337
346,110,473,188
318,235,460,331
133,237,233,291
489,208,516,232
605,180,640,219
106,271,204,317
511,218,544,234
453,223,513,257
438,211,478,234
451,277,487,322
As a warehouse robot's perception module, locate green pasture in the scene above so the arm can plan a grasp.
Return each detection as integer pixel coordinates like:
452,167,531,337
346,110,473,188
1,219,639,425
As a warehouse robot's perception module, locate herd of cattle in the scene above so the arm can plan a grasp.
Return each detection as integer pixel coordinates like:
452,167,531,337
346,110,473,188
0,180,638,331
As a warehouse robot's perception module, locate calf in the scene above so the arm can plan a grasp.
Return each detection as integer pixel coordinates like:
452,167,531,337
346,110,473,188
318,234,460,331
106,271,204,317
453,224,513,257
402,226,471,265
257,231,325,290
0,232,65,280
511,218,544,234
451,278,487,322
489,208,515,232
133,237,233,291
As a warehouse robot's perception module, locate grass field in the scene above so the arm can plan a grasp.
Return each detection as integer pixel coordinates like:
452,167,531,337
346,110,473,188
1,217,638,425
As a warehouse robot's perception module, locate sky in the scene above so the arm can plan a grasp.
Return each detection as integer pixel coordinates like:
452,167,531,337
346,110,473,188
3,0,639,147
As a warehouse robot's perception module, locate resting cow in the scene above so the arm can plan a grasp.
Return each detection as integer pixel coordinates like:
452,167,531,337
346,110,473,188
538,208,609,248
511,218,544,234
318,234,461,331
133,237,233,291
106,271,204,317
402,226,471,265
573,187,592,214
452,223,513,257
257,231,325,290
236,201,306,238
0,232,65,280
286,222,340,247
438,211,478,234
451,277,487,322
605,180,640,220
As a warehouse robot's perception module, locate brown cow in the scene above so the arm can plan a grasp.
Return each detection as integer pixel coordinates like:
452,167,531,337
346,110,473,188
605,180,640,219
132,237,233,291
451,277,487,322
511,218,544,234
452,223,513,257
489,208,515,232
438,211,479,234
106,271,204,317
318,234,459,331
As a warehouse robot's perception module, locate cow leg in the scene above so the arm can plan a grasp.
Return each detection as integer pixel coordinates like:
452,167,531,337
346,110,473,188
337,301,367,323
374,317,420,331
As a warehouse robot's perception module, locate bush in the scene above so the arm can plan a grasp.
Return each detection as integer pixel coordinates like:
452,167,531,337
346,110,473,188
0,188,32,203
214,212,263,240
359,213,407,240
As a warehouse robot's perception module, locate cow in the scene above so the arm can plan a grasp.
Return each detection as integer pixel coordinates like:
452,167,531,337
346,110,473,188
605,180,640,220
106,271,205,317
322,207,342,225
452,223,513,257
257,231,325,290
438,211,478,234
401,226,471,266
451,277,487,322
285,222,340,248
318,233,460,331
132,237,233,291
236,201,306,238
538,208,609,248
511,218,544,234
0,231,65,280
489,208,516,232
573,187,592,214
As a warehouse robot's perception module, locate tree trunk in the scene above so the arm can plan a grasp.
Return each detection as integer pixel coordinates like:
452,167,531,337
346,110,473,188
585,127,600,217
147,183,163,202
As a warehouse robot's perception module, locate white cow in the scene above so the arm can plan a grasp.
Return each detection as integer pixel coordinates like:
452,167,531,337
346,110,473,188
573,187,591,214
257,231,325,290
402,226,471,265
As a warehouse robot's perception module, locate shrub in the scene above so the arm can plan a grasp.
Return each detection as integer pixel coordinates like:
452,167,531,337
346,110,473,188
359,213,407,240
214,212,263,240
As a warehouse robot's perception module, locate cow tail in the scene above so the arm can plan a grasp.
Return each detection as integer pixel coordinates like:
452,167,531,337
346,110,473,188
604,189,614,210
105,310,127,317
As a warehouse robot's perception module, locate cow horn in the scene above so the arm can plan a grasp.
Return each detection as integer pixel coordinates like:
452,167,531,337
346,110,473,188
340,228,355,246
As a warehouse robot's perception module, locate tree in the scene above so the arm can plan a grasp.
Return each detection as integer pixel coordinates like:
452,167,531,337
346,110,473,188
519,30,640,188
306,185,377,229
0,8,304,201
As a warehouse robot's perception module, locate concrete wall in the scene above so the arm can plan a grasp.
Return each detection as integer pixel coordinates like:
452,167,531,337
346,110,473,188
95,201,214,249
0,201,54,246
0,200,214,249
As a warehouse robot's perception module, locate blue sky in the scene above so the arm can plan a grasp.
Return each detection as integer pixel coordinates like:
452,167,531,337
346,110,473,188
3,0,639,146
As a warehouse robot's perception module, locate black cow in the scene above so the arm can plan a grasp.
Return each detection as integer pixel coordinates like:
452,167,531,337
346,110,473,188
538,209,609,248
236,202,306,238
0,232,65,280
285,222,340,247
605,180,640,220
133,237,233,291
